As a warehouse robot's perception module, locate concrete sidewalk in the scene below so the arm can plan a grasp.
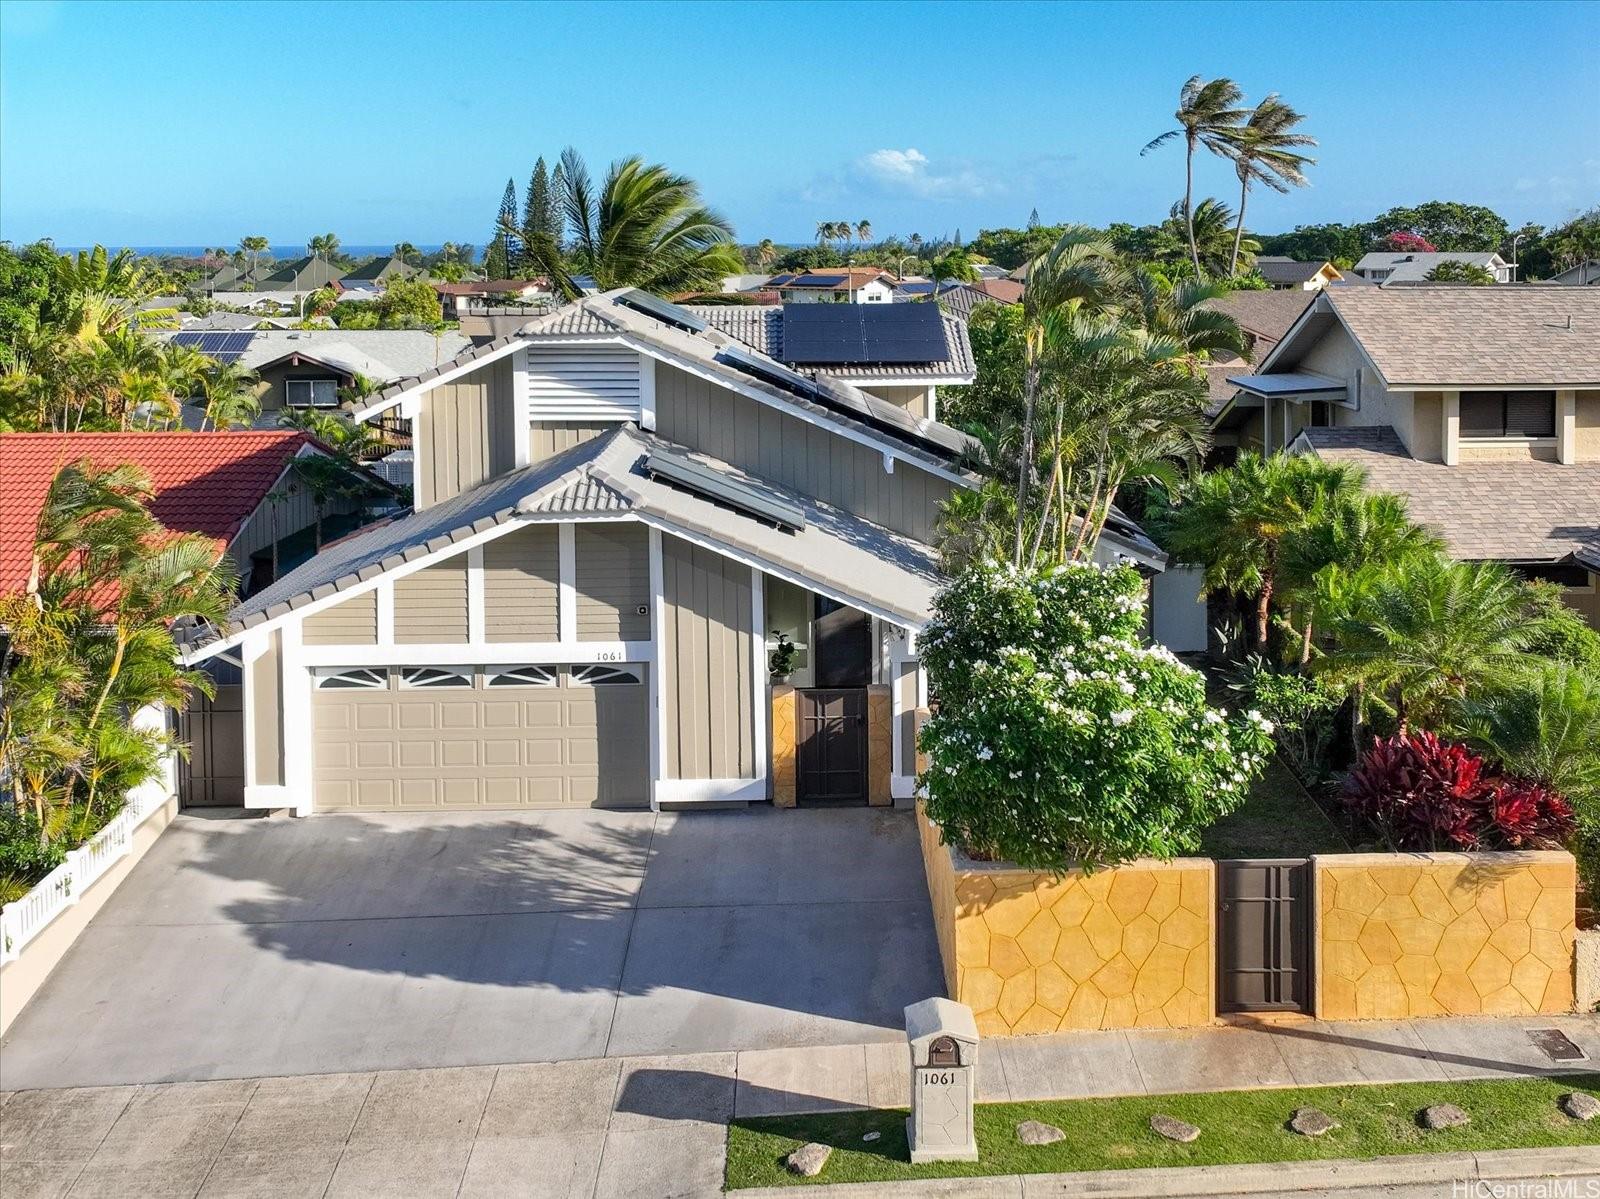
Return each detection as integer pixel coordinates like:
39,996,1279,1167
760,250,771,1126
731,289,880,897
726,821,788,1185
3,1013,1596,1198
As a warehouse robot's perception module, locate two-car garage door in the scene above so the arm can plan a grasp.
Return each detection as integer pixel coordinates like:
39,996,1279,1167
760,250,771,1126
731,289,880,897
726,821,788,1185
312,663,648,810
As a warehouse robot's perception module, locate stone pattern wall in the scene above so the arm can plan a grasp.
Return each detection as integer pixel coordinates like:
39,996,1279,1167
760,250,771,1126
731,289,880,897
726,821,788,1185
917,805,1214,1037
1317,852,1576,1019
771,686,796,808
867,685,892,807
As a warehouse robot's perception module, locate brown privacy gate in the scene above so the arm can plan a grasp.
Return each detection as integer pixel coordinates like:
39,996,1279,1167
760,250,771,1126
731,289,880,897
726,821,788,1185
1216,858,1312,1014
797,688,868,805
176,683,245,808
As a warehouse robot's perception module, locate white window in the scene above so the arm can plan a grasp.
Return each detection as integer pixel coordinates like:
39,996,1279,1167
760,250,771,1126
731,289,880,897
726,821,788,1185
399,665,474,689
314,667,388,690
569,663,643,686
286,378,340,407
484,664,559,688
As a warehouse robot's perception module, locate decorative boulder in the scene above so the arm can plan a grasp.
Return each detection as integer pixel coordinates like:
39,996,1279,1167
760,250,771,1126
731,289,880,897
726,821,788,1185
1016,1120,1065,1146
1419,1103,1471,1130
1288,1107,1339,1137
1560,1092,1600,1122
1149,1113,1201,1143
785,1143,832,1176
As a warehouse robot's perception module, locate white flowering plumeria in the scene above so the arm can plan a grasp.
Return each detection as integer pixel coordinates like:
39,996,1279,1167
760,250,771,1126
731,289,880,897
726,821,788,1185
919,559,1275,872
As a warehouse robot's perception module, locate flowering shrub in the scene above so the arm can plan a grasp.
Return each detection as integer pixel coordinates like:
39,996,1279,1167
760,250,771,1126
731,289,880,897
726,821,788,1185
1379,231,1437,253
1342,731,1574,851
918,560,1273,871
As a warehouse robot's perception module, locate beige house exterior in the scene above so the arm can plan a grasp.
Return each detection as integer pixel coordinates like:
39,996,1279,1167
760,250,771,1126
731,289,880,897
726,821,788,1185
180,288,1167,816
1214,286,1600,626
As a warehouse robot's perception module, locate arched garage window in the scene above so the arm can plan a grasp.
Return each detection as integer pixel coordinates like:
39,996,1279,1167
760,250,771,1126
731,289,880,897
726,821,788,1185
484,665,559,687
399,666,474,689
569,663,643,686
313,667,388,690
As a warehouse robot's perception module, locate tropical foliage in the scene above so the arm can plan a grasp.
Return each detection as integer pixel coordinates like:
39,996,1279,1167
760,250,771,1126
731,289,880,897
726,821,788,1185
0,462,235,898
920,560,1273,869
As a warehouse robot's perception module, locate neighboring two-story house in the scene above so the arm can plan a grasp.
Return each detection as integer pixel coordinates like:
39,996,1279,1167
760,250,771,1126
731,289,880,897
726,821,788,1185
180,288,1163,817
766,268,899,304
1214,286,1600,626
1351,251,1513,284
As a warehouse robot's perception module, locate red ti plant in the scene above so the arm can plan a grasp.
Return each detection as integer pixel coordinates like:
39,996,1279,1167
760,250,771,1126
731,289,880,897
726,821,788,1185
1342,731,1574,852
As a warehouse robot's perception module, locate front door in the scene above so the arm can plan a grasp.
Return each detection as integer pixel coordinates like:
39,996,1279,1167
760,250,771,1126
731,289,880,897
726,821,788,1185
797,688,868,805
1216,858,1312,1014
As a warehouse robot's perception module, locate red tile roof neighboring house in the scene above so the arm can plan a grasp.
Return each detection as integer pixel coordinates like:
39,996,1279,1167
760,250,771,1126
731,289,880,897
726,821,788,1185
0,432,314,595
970,278,1024,304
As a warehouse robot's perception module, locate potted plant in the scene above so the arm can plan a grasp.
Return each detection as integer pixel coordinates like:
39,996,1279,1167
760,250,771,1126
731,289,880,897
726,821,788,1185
768,631,797,683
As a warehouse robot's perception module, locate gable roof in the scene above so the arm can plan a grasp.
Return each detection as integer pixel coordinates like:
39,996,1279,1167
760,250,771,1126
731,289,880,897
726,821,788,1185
220,426,946,635
1264,286,1600,388
340,256,420,284
253,256,347,291
0,432,316,595
685,303,975,380
1352,251,1507,283
1254,257,1336,287
1202,289,1316,346
766,268,897,292
219,329,473,381
1297,425,1600,568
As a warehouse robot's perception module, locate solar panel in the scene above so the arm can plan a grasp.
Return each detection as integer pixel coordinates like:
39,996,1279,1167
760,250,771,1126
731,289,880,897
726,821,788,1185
791,274,846,287
643,444,805,531
170,330,255,362
716,345,822,402
766,273,796,287
782,303,948,365
614,289,708,334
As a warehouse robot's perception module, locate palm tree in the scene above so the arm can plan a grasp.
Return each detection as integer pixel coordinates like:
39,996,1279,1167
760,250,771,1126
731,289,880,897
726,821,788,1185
1455,664,1600,804
855,219,873,249
754,238,778,270
1170,197,1254,278
393,242,421,266
199,361,261,431
523,148,744,300
308,233,341,262
238,235,269,280
1228,96,1317,275
1154,451,1357,651
1142,76,1249,278
1315,556,1536,735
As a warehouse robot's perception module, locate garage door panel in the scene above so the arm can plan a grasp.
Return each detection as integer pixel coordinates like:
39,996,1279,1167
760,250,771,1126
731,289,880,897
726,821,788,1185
315,668,648,811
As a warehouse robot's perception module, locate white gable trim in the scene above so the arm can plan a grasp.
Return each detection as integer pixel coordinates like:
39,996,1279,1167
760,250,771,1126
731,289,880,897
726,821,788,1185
349,338,528,421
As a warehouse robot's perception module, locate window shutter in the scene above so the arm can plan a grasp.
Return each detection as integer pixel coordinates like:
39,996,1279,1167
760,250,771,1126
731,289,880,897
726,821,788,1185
1503,392,1555,438
1459,393,1503,437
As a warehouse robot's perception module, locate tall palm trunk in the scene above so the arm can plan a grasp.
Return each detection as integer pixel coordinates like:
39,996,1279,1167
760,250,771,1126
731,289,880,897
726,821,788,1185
1229,170,1250,277
1185,134,1203,278
1013,332,1042,565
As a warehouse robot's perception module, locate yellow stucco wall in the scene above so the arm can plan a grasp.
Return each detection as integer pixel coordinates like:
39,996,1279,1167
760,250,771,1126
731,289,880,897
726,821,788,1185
917,805,1214,1037
1317,852,1576,1019
771,685,796,808
867,685,892,807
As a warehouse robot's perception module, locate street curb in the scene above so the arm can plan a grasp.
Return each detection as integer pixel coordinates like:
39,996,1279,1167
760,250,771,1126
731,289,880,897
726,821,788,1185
734,1146,1600,1197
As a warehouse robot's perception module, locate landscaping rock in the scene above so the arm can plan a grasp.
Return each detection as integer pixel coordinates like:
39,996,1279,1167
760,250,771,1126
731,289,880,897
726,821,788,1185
861,1130,881,1143
785,1143,832,1177
1288,1107,1339,1137
1419,1103,1471,1130
1016,1120,1066,1146
1560,1092,1600,1121
1149,1113,1201,1143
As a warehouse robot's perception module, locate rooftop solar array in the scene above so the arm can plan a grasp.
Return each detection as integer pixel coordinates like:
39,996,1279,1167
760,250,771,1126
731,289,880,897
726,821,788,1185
782,303,948,365
643,443,806,531
171,330,255,362
785,274,847,287
613,289,708,334
766,273,797,287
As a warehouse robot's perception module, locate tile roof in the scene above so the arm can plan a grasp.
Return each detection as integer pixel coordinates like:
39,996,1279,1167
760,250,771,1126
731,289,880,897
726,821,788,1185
218,329,473,381
1321,286,1600,387
0,432,313,595
970,278,1024,304
767,268,897,291
1299,426,1600,565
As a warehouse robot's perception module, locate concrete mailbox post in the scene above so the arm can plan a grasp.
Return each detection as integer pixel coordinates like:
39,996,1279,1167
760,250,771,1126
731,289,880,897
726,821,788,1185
905,996,979,1163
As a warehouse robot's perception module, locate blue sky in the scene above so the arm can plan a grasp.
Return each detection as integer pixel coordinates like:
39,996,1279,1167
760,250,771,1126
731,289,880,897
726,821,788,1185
2,0,1596,248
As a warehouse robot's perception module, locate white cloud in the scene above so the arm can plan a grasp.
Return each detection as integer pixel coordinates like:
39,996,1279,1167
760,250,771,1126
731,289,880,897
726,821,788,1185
856,148,993,199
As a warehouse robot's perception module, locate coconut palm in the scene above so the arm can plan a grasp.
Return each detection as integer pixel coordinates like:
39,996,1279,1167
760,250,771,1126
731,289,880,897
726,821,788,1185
1315,556,1537,734
199,360,261,431
754,238,778,269
1168,197,1255,279
1142,76,1249,278
1228,96,1317,275
237,235,269,279
520,148,744,300
393,242,421,266
855,219,873,247
308,233,341,262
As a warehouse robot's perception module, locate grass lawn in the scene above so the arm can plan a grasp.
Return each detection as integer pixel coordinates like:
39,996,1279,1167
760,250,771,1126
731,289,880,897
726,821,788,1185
1198,755,1352,859
724,1074,1600,1189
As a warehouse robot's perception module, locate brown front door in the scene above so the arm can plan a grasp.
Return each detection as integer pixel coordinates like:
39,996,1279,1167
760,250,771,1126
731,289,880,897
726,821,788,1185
797,688,868,805
177,683,245,808
1217,859,1312,1013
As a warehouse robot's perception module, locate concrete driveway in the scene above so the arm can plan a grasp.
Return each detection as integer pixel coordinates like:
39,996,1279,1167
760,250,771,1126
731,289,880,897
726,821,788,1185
0,805,945,1089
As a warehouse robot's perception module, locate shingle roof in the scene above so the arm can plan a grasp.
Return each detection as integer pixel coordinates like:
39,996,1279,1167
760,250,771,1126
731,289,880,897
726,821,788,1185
1299,426,1600,565
1202,289,1317,345
1254,257,1332,287
1321,286,1600,387
1353,251,1505,283
0,432,314,595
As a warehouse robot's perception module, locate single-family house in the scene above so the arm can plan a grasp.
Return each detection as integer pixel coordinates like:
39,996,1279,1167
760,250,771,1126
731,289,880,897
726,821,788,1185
1350,251,1513,285
1547,261,1600,287
765,268,898,304
434,279,554,320
179,288,1164,817
1254,256,1343,290
340,256,423,288
1214,286,1600,626
252,256,348,293
1200,290,1317,420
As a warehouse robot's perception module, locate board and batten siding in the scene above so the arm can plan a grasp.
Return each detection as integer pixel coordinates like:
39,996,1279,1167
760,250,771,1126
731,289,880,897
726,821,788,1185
652,362,952,543
416,355,517,509
528,420,612,465
302,590,378,645
482,525,560,641
661,535,755,781
250,630,283,787
393,556,469,643
575,524,650,641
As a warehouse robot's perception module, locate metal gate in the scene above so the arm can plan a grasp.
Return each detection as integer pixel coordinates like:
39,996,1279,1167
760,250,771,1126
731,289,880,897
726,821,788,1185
797,688,868,805
176,683,245,808
1216,858,1312,1014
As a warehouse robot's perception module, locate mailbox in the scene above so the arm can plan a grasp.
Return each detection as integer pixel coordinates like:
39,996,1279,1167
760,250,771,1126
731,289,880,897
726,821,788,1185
904,996,979,1163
